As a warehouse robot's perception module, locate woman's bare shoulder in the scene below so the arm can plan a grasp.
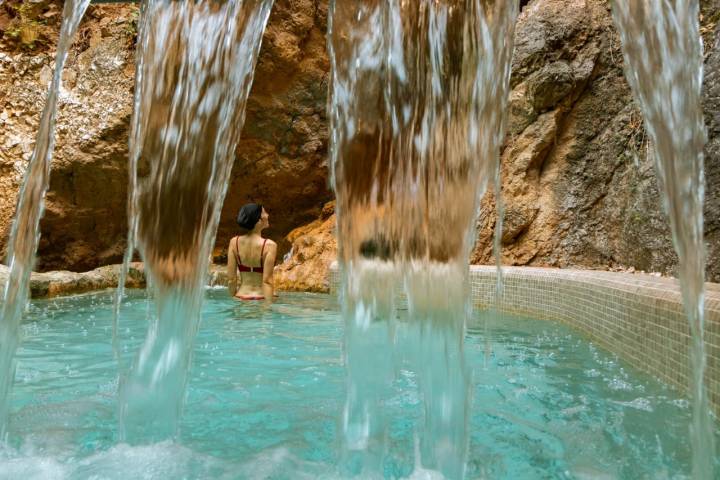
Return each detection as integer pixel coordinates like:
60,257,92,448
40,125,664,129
264,238,277,248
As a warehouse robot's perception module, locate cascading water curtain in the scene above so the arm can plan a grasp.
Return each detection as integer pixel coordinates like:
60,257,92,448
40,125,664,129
117,0,273,442
611,1,716,478
0,0,91,439
328,1,518,477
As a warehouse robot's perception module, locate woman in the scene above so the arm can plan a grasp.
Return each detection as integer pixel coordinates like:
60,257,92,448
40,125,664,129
227,203,277,301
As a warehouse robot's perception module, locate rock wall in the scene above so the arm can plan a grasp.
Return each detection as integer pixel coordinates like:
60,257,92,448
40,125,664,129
273,201,335,292
701,0,720,285
0,0,331,271
1,0,718,289
471,0,720,284
216,0,331,258
0,2,136,272
279,0,720,291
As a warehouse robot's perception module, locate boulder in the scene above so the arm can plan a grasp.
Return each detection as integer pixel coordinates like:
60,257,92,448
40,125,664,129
0,262,145,298
273,201,336,292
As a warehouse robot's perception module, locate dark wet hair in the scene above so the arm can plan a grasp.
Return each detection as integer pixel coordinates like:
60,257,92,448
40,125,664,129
236,203,263,230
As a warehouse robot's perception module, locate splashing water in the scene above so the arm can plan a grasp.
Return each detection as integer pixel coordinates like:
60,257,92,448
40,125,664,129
611,1,715,478
328,1,518,477
117,0,273,442
0,0,91,439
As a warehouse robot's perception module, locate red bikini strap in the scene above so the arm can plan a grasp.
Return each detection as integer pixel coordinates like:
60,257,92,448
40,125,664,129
260,238,267,266
234,236,242,268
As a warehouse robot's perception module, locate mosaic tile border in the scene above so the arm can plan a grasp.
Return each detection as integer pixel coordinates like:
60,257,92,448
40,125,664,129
329,263,720,416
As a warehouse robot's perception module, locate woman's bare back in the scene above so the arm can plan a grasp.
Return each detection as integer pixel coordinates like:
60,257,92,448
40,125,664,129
227,234,277,300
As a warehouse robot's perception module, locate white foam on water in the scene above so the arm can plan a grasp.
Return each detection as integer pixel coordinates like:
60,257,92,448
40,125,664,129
0,439,462,480
612,397,654,413
0,456,69,480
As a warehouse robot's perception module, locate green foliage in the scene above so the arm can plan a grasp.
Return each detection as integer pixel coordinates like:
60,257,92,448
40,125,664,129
2,0,52,50
624,109,647,164
628,208,650,227
124,7,139,42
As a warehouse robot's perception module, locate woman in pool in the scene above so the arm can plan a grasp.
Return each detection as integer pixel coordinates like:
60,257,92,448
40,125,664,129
227,203,277,302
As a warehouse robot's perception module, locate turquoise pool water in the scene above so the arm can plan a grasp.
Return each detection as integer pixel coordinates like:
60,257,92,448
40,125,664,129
0,289,714,479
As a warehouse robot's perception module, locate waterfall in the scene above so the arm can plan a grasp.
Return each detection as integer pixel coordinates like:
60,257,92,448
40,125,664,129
611,1,715,478
328,1,518,476
117,0,273,442
0,0,91,439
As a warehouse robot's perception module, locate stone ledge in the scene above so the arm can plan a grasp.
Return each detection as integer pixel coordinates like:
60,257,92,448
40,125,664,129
0,263,275,299
0,263,146,299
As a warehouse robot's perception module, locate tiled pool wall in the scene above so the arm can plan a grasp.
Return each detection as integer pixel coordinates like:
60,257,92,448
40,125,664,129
329,264,720,416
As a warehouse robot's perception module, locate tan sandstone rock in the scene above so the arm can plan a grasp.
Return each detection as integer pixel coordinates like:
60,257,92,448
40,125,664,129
471,0,720,284
0,262,145,298
1,0,719,290
1,0,332,272
0,2,137,271
273,201,336,292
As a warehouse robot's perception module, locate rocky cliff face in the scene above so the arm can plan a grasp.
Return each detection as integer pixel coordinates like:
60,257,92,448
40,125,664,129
216,0,331,258
1,0,718,289
0,2,136,271
279,0,720,290
0,0,331,271
471,0,720,284
701,0,720,285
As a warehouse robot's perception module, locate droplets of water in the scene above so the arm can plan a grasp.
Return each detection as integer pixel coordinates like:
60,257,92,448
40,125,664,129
328,1,518,476
0,0,91,439
116,0,274,443
611,1,715,477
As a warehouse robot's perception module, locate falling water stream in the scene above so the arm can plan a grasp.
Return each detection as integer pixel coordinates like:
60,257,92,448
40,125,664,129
328,1,518,476
0,0,91,438
611,1,715,478
114,0,273,442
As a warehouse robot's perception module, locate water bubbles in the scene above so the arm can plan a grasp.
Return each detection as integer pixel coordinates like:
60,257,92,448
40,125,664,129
671,398,690,410
606,377,634,392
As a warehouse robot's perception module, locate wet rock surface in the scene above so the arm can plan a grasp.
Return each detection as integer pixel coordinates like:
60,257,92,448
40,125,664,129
1,0,719,293
0,262,145,298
